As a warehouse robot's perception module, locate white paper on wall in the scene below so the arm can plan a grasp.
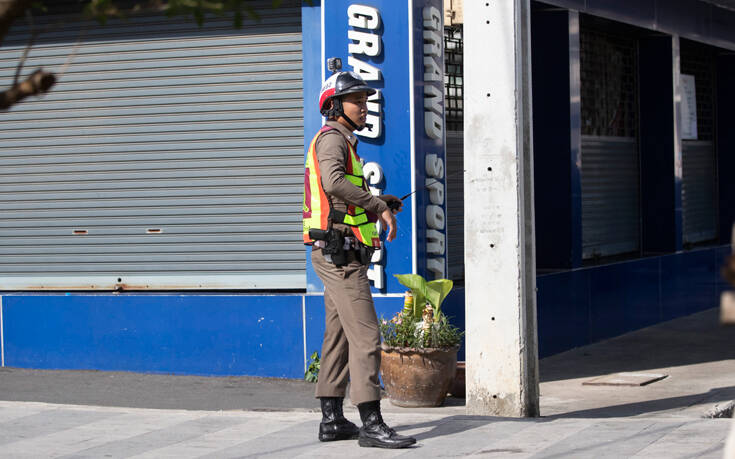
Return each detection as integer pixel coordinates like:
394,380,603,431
681,74,698,140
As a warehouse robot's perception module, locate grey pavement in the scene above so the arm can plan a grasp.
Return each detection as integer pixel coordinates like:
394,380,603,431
0,307,733,457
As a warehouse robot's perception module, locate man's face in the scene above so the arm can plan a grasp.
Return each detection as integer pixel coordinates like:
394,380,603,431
339,91,368,128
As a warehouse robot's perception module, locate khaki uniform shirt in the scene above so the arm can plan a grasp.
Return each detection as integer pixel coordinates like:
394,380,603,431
315,120,388,235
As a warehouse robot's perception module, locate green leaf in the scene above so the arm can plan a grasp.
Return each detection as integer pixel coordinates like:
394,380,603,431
31,2,48,13
304,351,320,382
394,273,425,292
424,284,441,312
426,279,453,319
394,274,427,319
394,274,454,320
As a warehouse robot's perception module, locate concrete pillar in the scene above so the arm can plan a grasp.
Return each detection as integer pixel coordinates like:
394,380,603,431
464,0,539,417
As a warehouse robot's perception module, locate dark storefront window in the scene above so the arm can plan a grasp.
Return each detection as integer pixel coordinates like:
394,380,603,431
579,16,641,261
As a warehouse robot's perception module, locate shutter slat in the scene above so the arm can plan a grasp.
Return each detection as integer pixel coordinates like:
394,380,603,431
581,136,641,259
446,131,464,280
0,3,305,290
682,140,717,244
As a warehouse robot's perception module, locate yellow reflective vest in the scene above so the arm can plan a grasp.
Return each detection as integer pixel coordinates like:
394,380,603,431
303,126,381,248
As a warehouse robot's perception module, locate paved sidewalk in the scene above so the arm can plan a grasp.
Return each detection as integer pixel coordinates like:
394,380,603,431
0,400,730,458
539,307,735,420
0,308,733,457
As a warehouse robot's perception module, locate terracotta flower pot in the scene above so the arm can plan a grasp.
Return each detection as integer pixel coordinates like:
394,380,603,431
451,361,466,398
380,344,459,407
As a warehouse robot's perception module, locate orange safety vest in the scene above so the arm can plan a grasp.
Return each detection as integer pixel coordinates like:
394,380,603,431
303,126,381,248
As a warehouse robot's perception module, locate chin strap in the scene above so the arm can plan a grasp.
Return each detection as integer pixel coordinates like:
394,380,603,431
341,113,364,131
328,98,365,131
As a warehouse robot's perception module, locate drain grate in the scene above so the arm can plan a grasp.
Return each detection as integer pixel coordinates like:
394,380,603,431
583,372,668,387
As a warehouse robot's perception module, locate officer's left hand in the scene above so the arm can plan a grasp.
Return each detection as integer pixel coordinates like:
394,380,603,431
379,195,403,214
380,208,397,242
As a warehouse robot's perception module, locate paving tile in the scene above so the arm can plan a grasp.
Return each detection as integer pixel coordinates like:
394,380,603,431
0,401,56,423
130,416,287,459
61,414,240,459
4,410,199,458
0,407,118,447
630,419,730,458
460,418,592,458
528,420,680,458
203,420,317,459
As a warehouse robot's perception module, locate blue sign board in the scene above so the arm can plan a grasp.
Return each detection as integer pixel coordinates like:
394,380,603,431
410,0,448,282
306,0,447,294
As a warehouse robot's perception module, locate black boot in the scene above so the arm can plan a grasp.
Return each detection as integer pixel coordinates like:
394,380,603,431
357,400,417,449
318,397,359,441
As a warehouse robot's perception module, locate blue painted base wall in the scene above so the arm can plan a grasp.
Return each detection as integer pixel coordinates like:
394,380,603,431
1,293,408,378
2,295,309,378
1,246,728,376
537,245,732,357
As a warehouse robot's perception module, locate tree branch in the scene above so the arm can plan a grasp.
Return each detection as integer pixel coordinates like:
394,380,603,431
13,9,35,85
0,68,55,110
0,0,34,47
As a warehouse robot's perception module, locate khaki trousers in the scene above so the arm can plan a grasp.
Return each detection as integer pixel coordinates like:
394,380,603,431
311,247,381,405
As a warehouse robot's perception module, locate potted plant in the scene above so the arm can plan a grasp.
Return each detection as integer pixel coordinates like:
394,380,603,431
379,274,463,407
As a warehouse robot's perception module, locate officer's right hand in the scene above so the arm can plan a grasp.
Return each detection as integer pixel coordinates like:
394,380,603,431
380,208,397,242
379,195,403,214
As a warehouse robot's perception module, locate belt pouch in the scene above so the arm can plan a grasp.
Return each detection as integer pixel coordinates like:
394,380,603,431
358,245,374,265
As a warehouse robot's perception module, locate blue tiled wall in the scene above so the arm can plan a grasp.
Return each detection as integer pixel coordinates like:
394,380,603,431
0,288,465,379
305,295,405,359
537,245,731,357
2,294,305,378
1,248,726,376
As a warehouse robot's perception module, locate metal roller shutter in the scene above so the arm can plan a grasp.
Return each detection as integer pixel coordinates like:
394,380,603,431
444,26,464,281
0,3,305,290
581,136,640,259
445,131,464,280
579,18,640,260
682,140,718,243
681,40,718,245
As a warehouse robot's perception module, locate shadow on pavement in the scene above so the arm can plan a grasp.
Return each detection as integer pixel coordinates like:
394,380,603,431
394,415,528,441
545,386,735,419
540,308,735,382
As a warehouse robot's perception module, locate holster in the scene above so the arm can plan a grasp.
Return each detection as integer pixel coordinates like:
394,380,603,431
357,244,375,266
310,228,348,266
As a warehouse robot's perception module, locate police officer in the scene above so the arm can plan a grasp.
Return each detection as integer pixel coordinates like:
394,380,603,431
303,65,416,449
